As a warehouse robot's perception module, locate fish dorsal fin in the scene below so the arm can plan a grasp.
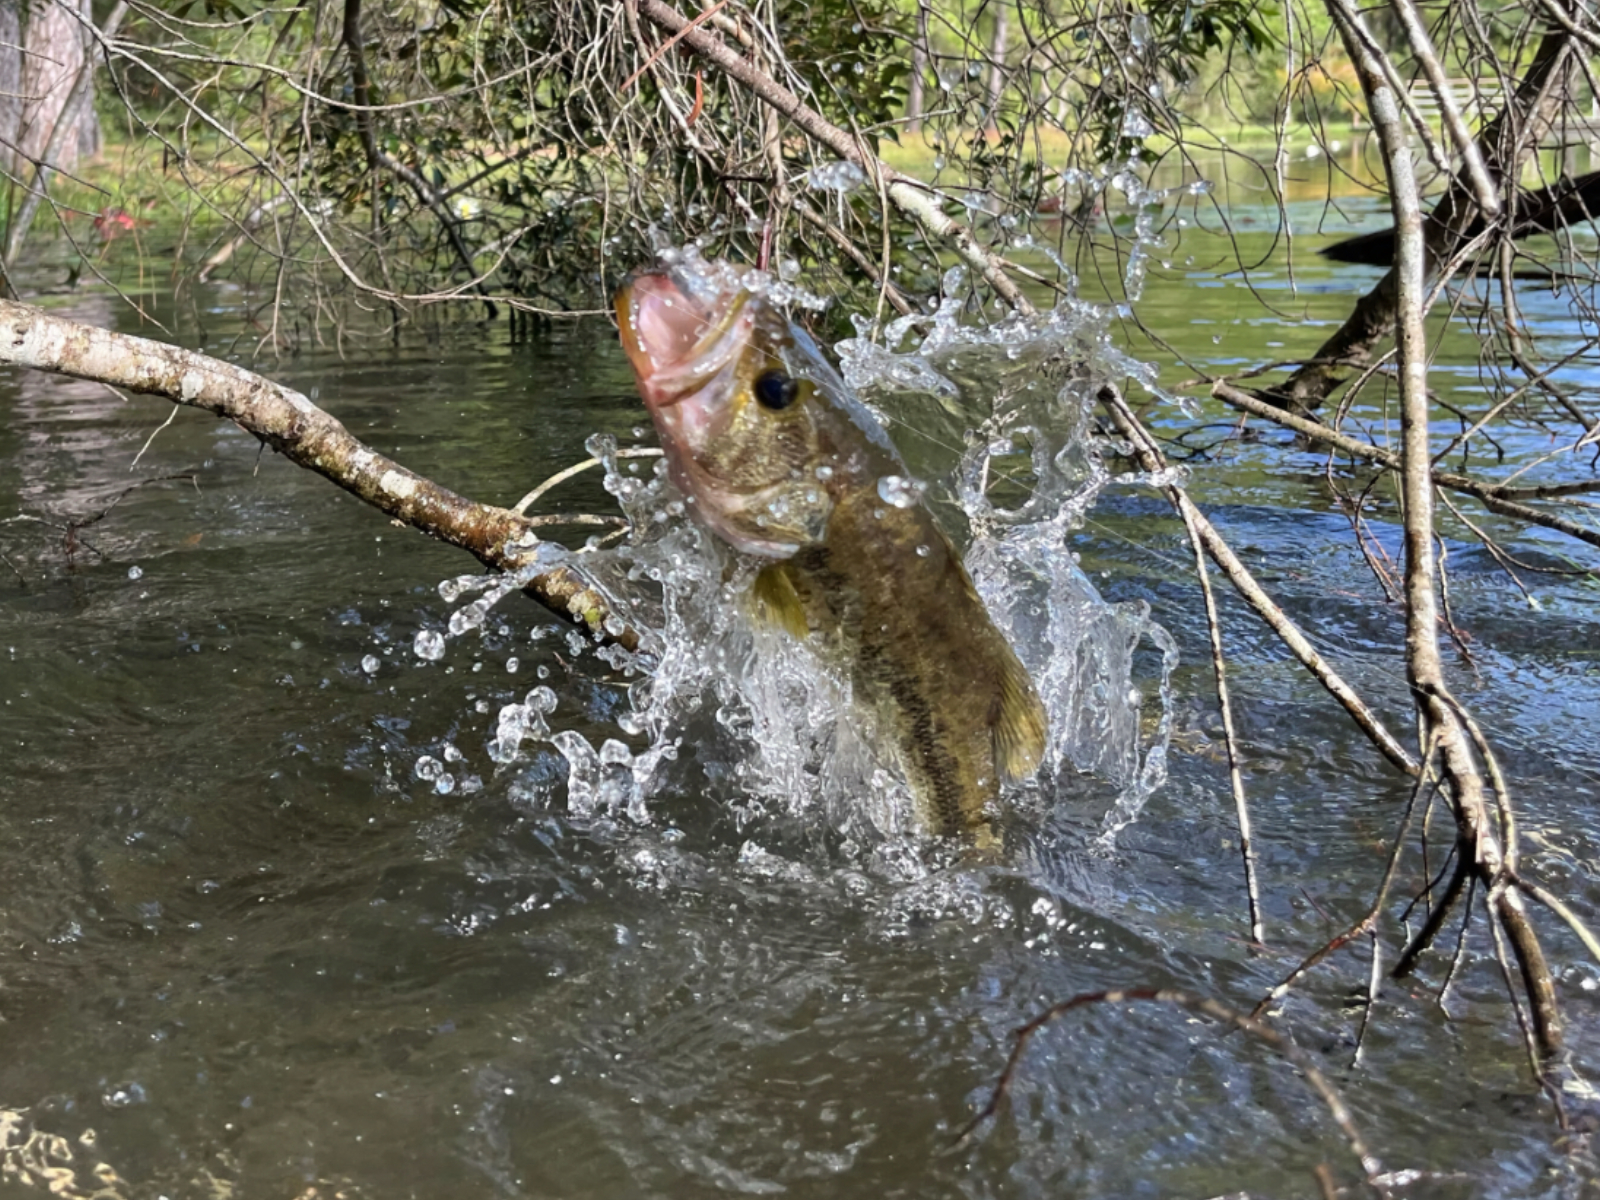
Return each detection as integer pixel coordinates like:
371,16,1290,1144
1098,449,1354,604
993,648,1048,782
750,561,809,639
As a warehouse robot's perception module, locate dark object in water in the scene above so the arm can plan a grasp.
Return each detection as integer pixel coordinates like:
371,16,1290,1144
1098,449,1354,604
1318,169,1600,265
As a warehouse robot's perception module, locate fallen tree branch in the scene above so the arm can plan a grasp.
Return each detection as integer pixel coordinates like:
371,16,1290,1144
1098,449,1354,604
1181,479,1264,944
1270,24,1577,415
0,297,638,650
1331,0,1561,1057
1212,380,1600,554
1100,386,1419,777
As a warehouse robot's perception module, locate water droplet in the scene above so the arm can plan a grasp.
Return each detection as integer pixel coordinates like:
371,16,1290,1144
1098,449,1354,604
1121,107,1154,139
361,655,380,675
876,474,925,508
127,565,143,581
506,656,520,674
414,755,444,782
413,630,445,661
103,1082,148,1109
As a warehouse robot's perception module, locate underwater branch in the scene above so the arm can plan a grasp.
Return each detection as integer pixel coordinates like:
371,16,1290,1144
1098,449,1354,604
0,298,636,650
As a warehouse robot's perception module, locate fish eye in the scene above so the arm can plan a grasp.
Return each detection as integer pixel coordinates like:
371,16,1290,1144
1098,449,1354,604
754,369,799,411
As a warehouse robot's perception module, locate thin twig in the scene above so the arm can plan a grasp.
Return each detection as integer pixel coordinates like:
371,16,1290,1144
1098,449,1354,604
1181,499,1263,944
955,987,1384,1191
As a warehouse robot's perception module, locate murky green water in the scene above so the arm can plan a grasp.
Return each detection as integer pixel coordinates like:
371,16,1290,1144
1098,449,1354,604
3,185,1600,1199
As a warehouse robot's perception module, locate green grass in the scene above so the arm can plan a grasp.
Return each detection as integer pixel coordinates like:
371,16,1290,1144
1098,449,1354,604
876,117,1368,182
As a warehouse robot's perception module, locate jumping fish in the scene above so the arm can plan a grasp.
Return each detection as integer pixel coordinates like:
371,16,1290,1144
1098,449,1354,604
615,258,1047,836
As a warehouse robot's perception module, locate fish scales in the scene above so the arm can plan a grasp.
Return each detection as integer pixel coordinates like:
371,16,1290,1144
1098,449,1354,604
778,492,1023,833
615,256,1047,837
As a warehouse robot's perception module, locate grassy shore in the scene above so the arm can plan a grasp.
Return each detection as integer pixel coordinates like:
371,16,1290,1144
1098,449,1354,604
877,118,1369,179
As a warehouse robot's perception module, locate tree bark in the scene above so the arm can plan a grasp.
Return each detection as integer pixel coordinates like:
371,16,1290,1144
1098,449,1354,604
0,297,640,650
0,1,22,178
1269,26,1577,415
18,0,95,173
6,1,123,264
906,3,927,133
985,2,1008,133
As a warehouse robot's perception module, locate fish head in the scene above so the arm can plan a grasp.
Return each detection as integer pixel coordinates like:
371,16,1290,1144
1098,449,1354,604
616,265,848,558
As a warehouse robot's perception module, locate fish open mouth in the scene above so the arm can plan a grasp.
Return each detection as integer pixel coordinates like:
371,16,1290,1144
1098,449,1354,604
616,272,751,406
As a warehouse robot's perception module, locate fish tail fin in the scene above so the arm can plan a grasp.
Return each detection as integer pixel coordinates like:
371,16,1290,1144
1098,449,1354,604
750,561,810,639
993,655,1048,782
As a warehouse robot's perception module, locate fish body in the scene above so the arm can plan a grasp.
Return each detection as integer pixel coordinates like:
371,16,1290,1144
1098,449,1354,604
615,258,1046,835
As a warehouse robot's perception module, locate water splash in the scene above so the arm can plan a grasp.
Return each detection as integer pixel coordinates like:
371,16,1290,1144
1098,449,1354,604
430,246,1179,886
837,267,1177,841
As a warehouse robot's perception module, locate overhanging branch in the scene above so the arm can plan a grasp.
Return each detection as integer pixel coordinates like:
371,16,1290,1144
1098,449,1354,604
0,298,636,650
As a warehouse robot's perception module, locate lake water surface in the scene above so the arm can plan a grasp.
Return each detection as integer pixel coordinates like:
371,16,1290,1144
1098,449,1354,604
2,183,1600,1199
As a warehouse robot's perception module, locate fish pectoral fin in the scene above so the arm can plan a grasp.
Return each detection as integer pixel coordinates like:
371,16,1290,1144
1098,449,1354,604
993,657,1048,782
749,562,810,639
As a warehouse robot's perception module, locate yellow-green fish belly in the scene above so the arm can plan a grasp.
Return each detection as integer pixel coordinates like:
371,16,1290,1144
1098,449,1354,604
762,490,1046,835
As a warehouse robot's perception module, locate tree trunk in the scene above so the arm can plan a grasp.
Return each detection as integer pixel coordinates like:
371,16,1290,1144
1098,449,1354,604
18,0,97,174
985,3,1008,132
907,3,927,134
0,2,21,178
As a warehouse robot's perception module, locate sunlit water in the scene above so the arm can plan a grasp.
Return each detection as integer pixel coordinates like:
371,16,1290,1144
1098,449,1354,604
2,185,1600,1199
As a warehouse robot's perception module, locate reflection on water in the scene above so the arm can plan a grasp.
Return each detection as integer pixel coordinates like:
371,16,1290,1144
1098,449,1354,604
1,203,1599,1199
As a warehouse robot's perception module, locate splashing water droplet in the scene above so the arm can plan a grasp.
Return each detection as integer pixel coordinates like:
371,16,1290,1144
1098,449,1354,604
361,655,380,675
876,474,926,508
413,630,445,661
806,161,868,192
127,565,143,581
102,1082,148,1109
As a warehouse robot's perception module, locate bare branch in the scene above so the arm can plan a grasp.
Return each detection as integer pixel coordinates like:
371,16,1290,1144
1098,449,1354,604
0,297,639,650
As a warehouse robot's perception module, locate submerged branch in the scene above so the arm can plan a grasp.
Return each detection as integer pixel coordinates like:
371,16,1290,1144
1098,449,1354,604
958,987,1383,1189
0,298,637,650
